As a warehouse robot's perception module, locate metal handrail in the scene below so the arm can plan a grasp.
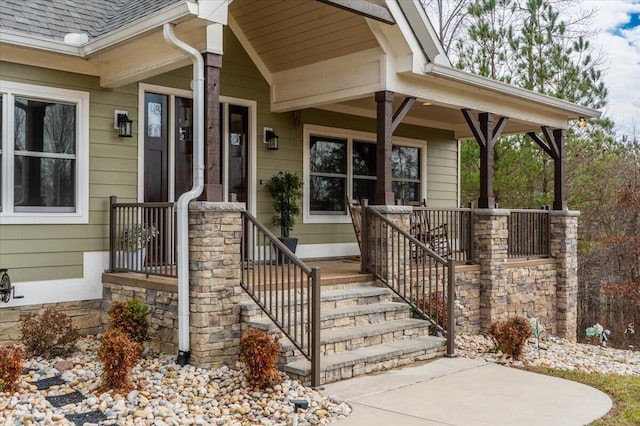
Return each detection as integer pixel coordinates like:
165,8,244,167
507,209,551,258
241,211,320,387
363,207,456,356
109,196,177,277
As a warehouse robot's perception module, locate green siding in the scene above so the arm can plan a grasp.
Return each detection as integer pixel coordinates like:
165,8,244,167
0,26,459,282
0,61,138,283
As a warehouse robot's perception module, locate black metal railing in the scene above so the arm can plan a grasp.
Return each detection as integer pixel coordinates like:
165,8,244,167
409,207,474,263
109,196,177,277
241,212,321,387
507,209,550,258
362,207,456,356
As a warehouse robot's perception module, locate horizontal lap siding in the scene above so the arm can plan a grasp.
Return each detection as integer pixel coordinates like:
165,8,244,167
0,61,137,283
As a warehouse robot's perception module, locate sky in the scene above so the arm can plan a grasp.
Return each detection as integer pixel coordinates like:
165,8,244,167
577,1,640,137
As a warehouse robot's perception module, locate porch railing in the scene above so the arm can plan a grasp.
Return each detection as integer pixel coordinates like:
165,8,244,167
240,211,321,387
109,196,177,277
507,209,550,258
362,207,456,356
409,207,474,263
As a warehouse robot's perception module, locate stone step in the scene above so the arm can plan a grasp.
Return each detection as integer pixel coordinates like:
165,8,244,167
282,318,431,356
284,335,446,385
240,286,392,315
246,302,411,333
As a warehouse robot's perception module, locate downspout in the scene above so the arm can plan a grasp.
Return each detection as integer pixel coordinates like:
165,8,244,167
163,23,205,366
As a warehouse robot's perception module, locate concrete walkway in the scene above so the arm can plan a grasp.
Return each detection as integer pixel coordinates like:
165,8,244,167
324,358,612,426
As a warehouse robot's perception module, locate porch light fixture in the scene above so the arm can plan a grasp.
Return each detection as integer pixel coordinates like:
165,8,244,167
264,127,279,150
115,110,133,137
422,102,432,106
578,117,587,128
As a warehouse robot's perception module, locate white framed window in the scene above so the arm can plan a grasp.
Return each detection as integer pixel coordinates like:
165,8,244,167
303,124,427,224
0,81,89,224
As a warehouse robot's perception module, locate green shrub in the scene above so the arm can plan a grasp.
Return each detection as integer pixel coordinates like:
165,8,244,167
489,316,532,360
20,308,79,358
108,299,150,345
0,346,25,393
239,328,281,388
98,329,141,394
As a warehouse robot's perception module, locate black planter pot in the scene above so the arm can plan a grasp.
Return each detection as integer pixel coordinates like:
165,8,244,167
277,237,298,264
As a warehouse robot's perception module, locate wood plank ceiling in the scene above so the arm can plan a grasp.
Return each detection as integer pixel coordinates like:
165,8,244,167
229,0,379,73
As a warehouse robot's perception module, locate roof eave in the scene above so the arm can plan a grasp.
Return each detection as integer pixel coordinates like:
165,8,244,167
0,30,83,56
425,63,601,120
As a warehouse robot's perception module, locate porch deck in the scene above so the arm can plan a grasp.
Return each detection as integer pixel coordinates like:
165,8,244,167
102,258,374,290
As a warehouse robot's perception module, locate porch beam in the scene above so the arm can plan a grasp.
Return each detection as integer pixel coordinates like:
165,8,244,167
552,128,567,210
526,127,567,210
391,96,416,133
203,52,223,201
461,109,509,208
526,132,554,158
374,90,395,205
315,0,396,25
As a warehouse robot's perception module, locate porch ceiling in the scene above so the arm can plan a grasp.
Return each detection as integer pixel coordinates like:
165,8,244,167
228,0,379,73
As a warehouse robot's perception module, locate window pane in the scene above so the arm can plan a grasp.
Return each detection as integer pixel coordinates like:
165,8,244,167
15,97,76,154
310,175,346,214
353,141,376,176
353,178,376,202
392,146,419,179
310,136,346,174
393,181,419,202
14,156,75,210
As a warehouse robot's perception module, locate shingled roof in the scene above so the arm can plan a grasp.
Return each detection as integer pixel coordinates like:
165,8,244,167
0,0,182,42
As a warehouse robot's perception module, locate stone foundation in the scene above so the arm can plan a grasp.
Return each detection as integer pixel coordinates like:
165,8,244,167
0,300,102,345
101,277,179,355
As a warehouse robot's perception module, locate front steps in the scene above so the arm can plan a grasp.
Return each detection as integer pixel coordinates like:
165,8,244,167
240,282,446,385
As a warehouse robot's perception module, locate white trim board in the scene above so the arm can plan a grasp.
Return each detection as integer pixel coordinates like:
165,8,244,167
296,242,359,259
2,251,107,308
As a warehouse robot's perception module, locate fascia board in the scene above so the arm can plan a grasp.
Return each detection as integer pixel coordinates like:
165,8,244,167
0,30,83,56
424,63,601,119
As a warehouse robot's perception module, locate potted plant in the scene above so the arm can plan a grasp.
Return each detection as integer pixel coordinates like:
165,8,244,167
265,171,303,260
118,224,158,270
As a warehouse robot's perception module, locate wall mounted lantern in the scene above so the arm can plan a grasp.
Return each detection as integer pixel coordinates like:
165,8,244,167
114,110,133,137
578,117,587,128
264,127,279,150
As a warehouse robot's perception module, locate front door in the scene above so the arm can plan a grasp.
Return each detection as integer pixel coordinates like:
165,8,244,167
143,90,250,206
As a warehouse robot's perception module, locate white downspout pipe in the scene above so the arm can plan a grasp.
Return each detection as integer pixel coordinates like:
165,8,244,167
163,23,205,365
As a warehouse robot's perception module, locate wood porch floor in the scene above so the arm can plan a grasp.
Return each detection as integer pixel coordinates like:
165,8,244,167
102,258,373,290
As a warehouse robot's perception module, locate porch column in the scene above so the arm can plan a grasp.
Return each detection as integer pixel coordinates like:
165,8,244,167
203,52,223,201
550,211,579,341
473,209,509,331
375,91,395,205
527,127,567,210
188,201,246,367
461,110,508,209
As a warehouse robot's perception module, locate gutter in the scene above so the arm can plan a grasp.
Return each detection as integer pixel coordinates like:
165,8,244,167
162,23,205,366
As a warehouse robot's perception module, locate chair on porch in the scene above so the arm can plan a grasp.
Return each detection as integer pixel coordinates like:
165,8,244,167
401,199,452,258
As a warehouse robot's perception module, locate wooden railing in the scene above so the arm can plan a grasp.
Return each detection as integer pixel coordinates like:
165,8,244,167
362,206,456,356
507,209,551,258
240,211,321,387
109,196,177,277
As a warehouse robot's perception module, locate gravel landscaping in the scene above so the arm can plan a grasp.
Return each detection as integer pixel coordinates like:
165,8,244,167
456,334,640,376
3,333,639,425
0,336,351,426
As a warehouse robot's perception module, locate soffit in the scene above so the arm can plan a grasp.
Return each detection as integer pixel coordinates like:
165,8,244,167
229,0,380,73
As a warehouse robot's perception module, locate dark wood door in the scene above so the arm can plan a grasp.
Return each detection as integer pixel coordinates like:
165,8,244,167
144,93,168,202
